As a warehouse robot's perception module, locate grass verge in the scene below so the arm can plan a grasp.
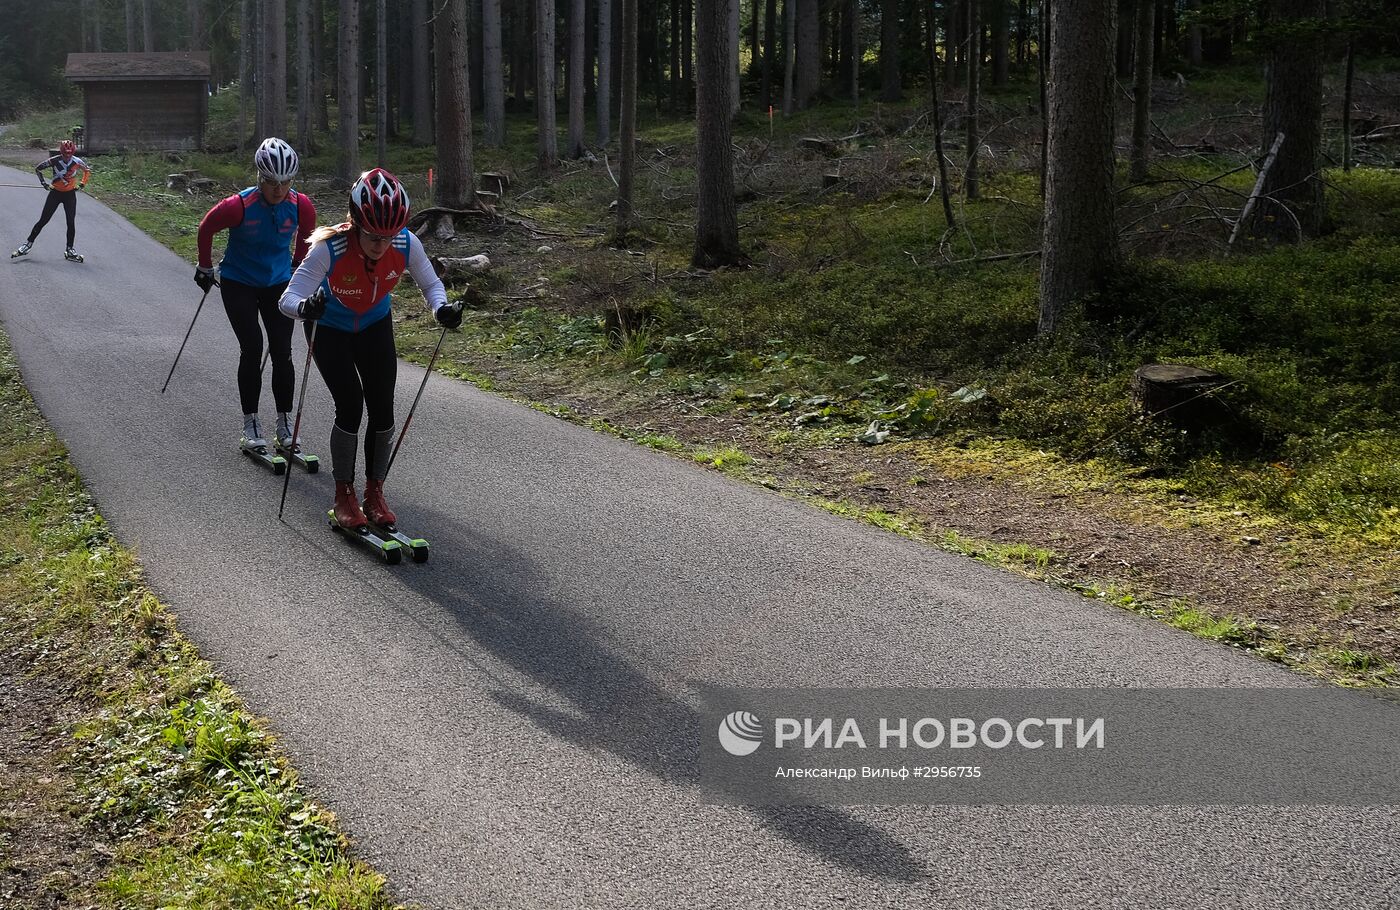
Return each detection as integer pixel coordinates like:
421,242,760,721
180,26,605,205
0,327,404,909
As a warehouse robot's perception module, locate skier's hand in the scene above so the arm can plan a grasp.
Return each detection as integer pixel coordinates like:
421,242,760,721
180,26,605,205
435,300,463,329
39,178,49,190
297,288,327,321
194,266,219,292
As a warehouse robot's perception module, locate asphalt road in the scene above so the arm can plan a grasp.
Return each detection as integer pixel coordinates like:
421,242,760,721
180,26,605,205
1,166,1396,909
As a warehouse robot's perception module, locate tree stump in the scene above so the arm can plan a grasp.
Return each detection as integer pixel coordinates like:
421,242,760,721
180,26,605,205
822,173,842,188
480,172,510,196
799,137,841,157
189,178,217,193
1132,364,1230,430
166,174,190,191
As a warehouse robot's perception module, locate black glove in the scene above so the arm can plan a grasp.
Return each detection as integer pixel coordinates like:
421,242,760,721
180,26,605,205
193,266,218,292
297,288,327,321
435,301,463,329
39,178,49,190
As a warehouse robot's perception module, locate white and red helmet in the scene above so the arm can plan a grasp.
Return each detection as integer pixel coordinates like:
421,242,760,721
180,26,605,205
59,139,76,156
349,168,411,235
254,137,299,182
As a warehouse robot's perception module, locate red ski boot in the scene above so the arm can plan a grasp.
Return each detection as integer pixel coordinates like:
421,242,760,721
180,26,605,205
362,479,397,529
333,481,369,530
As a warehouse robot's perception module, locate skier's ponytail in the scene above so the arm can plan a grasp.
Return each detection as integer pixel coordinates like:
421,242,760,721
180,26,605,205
308,220,353,249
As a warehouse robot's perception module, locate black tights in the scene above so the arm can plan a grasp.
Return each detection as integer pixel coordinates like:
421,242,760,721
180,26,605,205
221,278,293,414
307,317,397,470
28,190,77,247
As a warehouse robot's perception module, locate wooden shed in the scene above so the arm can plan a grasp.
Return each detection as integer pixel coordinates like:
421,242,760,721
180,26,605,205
64,52,210,153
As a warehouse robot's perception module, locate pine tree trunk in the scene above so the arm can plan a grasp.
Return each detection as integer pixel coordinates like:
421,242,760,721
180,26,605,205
617,0,638,239
240,0,255,150
844,0,858,101
945,0,960,87
126,0,139,52
596,0,612,144
1257,0,1325,239
693,0,741,267
408,0,432,144
1129,0,1154,181
189,0,204,49
482,0,504,145
435,0,475,210
926,0,955,227
991,0,1009,85
568,0,586,155
471,0,485,112
1038,0,1118,335
538,0,559,167
729,0,741,115
314,0,330,133
1342,38,1354,172
297,0,313,151
762,0,775,109
1186,0,1202,66
1037,0,1048,194
965,0,980,198
782,0,795,113
880,0,900,101
142,0,154,50
795,0,819,108
682,0,694,104
375,0,387,165
1116,0,1133,77
338,0,361,182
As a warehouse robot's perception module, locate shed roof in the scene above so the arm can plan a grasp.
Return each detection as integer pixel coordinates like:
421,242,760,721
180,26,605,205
65,52,210,82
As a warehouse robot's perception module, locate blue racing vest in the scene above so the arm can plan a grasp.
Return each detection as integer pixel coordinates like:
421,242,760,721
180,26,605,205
219,187,302,288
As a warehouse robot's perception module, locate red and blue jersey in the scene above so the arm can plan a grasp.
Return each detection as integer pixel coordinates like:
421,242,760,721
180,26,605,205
279,225,448,332
317,227,410,333
197,187,316,288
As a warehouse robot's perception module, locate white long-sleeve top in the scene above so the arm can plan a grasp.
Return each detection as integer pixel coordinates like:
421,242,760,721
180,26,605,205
278,227,448,331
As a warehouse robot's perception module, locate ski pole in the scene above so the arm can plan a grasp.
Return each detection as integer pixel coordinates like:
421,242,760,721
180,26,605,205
0,183,49,189
384,322,449,481
278,321,318,521
160,286,213,394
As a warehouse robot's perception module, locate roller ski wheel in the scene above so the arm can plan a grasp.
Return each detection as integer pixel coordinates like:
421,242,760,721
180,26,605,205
329,510,403,564
368,520,430,563
64,248,84,263
241,439,287,475
275,438,320,473
11,242,31,258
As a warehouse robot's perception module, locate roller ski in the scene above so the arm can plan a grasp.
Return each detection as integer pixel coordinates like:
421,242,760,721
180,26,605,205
274,414,319,473
362,479,429,563
10,241,31,258
64,247,84,263
328,482,403,564
239,415,286,475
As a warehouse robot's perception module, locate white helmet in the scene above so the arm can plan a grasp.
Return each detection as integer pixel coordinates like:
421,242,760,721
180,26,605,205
254,137,299,182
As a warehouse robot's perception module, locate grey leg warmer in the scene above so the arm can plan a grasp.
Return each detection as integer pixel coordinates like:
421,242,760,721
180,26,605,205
330,423,359,482
366,427,395,481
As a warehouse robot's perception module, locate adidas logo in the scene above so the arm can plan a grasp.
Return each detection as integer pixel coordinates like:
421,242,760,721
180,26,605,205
386,270,400,279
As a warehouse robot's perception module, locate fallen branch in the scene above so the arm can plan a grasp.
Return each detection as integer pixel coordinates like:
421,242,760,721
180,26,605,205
1227,131,1285,252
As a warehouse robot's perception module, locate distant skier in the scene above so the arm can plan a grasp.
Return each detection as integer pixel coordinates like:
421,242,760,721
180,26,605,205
11,139,90,262
195,137,317,460
279,168,460,533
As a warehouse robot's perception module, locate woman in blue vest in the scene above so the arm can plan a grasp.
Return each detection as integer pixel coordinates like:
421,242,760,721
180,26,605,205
195,138,317,455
